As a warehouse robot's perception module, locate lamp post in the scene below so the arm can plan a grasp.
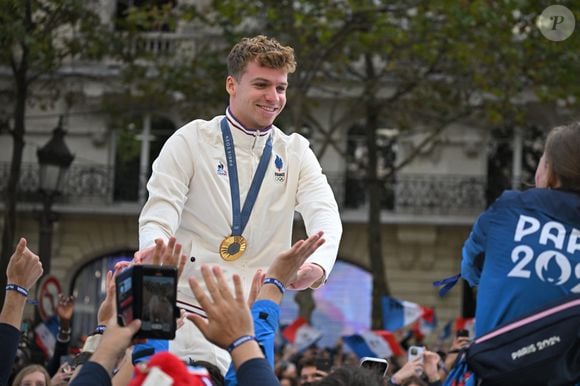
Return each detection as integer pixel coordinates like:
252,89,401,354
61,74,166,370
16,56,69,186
36,116,74,275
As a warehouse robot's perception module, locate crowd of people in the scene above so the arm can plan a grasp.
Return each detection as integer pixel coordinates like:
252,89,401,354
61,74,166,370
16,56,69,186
1,233,480,386
1,33,579,386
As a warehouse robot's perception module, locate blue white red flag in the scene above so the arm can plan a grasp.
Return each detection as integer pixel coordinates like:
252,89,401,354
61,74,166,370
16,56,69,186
282,316,322,351
281,316,307,343
343,330,403,359
412,306,437,340
381,295,424,331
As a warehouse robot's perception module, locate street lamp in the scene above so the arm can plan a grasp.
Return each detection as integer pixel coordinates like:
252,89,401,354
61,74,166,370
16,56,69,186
36,116,74,274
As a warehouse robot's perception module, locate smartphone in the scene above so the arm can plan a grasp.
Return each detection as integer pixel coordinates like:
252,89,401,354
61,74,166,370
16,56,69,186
360,357,389,377
408,346,425,363
456,329,469,338
315,358,332,373
116,264,178,340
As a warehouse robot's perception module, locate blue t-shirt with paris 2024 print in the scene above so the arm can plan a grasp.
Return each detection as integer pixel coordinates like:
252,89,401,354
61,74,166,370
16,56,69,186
461,188,580,337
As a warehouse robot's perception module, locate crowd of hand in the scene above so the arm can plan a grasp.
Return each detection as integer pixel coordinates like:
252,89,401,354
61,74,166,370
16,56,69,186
2,234,467,386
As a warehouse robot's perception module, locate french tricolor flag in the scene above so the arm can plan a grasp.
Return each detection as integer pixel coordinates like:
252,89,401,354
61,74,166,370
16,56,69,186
343,330,403,359
282,316,323,351
455,316,475,336
282,316,307,343
412,306,437,340
381,295,424,331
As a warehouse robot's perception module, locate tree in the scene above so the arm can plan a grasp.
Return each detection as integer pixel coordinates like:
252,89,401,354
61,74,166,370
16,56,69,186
188,0,579,329
0,0,110,304
334,0,579,327
102,2,229,126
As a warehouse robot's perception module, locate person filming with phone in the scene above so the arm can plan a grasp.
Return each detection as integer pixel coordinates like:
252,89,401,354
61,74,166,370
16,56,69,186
388,346,442,386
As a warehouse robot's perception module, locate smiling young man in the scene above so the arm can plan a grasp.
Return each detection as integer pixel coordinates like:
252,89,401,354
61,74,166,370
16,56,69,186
136,35,342,373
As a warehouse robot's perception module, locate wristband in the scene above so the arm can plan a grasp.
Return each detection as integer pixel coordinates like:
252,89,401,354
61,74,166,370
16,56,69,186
227,335,256,353
94,325,107,335
5,284,28,297
263,277,285,294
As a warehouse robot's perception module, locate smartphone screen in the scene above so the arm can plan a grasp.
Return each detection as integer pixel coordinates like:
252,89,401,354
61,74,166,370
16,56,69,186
456,329,469,338
360,357,389,377
141,273,175,334
115,265,177,340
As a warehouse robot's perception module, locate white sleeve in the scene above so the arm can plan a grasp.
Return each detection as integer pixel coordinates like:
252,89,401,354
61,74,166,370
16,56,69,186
295,146,342,280
138,130,194,249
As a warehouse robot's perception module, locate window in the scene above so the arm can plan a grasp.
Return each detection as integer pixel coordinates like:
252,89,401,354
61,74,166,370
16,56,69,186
115,0,177,31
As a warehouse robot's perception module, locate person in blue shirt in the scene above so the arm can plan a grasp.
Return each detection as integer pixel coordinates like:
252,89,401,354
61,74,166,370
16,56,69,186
461,122,580,337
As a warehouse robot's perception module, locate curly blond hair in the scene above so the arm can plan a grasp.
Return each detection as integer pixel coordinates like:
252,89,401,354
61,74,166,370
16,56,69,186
227,35,296,80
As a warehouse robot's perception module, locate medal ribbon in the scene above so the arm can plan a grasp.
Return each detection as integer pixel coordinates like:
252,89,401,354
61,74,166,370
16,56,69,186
221,118,272,237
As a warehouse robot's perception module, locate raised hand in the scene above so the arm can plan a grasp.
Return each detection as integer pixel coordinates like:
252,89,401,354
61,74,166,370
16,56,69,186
423,350,442,382
186,265,253,350
6,238,43,289
85,314,142,377
392,357,425,383
276,231,325,289
56,294,75,322
247,268,265,307
115,237,186,276
150,237,186,278
97,270,116,326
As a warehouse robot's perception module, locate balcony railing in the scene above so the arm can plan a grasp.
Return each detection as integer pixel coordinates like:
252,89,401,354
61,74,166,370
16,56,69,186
124,31,223,59
129,32,183,56
1,163,485,215
0,162,115,205
327,172,486,215
394,174,486,214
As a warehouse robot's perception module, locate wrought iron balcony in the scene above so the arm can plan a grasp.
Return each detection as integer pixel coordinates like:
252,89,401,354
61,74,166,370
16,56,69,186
0,162,115,205
124,31,222,59
327,172,486,215
1,162,485,216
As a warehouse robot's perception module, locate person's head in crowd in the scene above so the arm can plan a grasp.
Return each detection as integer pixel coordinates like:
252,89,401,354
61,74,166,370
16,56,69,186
226,35,296,131
280,376,299,386
535,122,580,190
311,366,383,386
299,357,327,385
276,360,297,380
12,365,51,386
400,375,428,386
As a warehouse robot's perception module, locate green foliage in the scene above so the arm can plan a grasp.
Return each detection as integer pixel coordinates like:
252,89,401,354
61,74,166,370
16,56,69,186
0,0,111,78
102,2,228,129
197,0,579,133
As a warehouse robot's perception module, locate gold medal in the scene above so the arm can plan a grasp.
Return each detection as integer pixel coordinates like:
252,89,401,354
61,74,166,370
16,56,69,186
219,235,247,261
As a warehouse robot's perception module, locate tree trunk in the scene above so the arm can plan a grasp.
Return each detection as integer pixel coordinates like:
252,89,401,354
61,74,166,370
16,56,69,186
0,1,30,307
364,54,390,330
0,81,27,307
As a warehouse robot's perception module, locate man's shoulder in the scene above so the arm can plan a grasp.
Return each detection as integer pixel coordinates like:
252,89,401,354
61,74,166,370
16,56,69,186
272,126,310,149
172,116,222,142
178,115,221,132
